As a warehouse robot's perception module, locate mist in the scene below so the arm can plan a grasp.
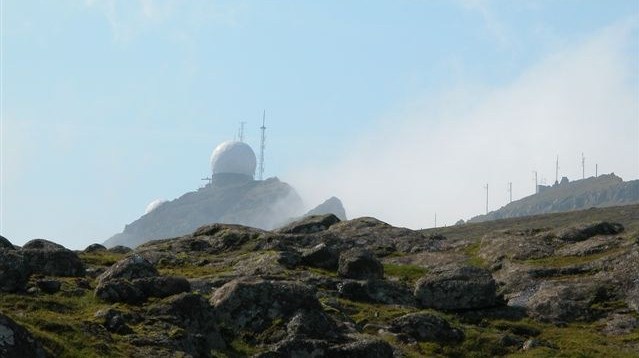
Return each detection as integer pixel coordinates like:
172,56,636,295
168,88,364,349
289,20,638,229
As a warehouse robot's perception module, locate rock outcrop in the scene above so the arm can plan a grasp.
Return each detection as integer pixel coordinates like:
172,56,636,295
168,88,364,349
1,204,638,357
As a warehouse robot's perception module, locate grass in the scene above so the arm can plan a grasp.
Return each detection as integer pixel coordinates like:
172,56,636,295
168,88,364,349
79,251,126,267
464,242,488,268
383,263,428,284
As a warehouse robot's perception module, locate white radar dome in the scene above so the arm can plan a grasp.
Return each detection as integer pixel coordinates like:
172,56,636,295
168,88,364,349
210,141,257,177
145,199,166,214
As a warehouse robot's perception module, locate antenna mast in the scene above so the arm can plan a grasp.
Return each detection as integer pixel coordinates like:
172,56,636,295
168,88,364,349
508,182,512,203
484,184,489,214
238,122,246,142
258,110,267,180
555,155,559,184
533,170,538,194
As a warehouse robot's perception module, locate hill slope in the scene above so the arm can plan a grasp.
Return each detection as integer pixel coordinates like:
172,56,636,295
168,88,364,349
0,205,637,357
469,174,639,223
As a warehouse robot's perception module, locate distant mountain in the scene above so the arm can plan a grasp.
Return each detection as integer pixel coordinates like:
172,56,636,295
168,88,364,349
104,175,304,248
469,173,639,223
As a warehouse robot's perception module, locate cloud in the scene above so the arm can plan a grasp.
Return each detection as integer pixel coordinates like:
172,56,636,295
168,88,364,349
84,0,247,42
288,19,638,229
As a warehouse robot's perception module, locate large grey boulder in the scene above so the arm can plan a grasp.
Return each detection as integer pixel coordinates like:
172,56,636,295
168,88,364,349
0,250,30,292
305,196,347,220
0,236,14,250
210,279,321,334
524,281,608,323
301,243,340,270
338,249,383,280
0,313,47,358
389,312,464,343
21,239,85,277
98,255,158,284
414,264,498,310
557,221,624,242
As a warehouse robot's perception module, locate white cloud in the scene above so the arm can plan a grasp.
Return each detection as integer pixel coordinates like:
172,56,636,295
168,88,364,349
288,19,638,229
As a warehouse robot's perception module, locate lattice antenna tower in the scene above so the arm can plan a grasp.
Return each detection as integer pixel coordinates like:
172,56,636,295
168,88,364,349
533,170,538,194
258,110,267,180
508,182,512,203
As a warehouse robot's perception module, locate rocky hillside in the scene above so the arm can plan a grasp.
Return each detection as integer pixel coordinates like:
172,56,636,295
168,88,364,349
1,204,638,357
105,176,305,249
469,174,639,223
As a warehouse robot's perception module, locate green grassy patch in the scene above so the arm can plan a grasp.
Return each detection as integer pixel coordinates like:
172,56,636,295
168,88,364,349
464,242,488,268
383,263,428,284
79,251,126,267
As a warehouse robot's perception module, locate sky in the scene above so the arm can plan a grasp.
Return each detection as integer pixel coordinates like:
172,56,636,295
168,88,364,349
1,0,638,249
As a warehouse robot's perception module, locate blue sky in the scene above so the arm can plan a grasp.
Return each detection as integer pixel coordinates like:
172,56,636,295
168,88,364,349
2,0,638,249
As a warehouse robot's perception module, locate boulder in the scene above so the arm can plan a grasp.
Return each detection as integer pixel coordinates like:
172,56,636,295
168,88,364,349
286,309,340,340
301,243,340,270
22,239,66,250
338,249,383,280
337,279,416,306
0,313,47,358
210,279,321,334
22,241,85,277
524,281,608,323
98,255,158,284
107,245,132,254
36,279,62,294
0,235,14,250
95,279,147,304
414,264,498,310
277,214,341,234
557,222,624,242
84,244,107,253
328,337,394,358
134,276,190,298
146,293,225,352
389,312,464,343
94,308,133,334
0,250,30,292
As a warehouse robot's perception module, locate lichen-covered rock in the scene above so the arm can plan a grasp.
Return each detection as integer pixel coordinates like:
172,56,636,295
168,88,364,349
84,243,107,253
107,245,132,254
0,250,30,292
557,221,624,242
301,243,340,270
328,337,394,358
210,279,321,334
0,313,47,358
479,232,556,264
22,240,85,277
94,308,133,334
524,281,609,323
134,276,190,298
414,264,498,310
146,293,225,353
337,279,415,305
338,249,383,280
98,255,158,284
95,279,147,304
0,236,14,250
389,312,464,343
277,214,341,234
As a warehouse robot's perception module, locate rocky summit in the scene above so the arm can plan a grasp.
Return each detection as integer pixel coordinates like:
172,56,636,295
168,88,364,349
1,205,638,357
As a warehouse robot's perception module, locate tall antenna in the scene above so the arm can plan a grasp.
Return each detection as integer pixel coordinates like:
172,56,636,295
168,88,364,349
238,122,246,142
258,110,267,180
533,170,538,194
484,184,489,214
555,155,559,184
508,182,512,203
582,153,585,179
